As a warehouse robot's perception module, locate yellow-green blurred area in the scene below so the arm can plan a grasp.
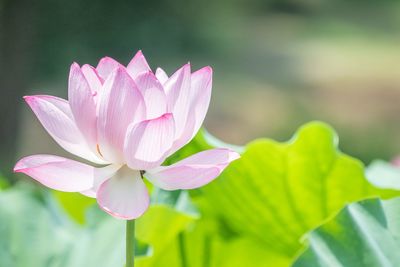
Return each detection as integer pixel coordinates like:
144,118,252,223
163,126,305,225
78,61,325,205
2,0,400,176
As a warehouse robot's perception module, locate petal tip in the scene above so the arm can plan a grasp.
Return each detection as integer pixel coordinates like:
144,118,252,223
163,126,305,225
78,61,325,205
173,63,191,76
23,95,32,101
203,66,213,74
81,63,93,69
97,56,117,67
193,66,213,79
69,62,84,81
70,62,80,69
228,150,241,162
23,95,37,106
135,50,144,57
97,195,150,220
99,205,149,220
13,160,24,173
129,50,146,65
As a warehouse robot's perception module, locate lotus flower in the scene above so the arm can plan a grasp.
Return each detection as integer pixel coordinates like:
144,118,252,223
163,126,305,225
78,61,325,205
14,51,240,219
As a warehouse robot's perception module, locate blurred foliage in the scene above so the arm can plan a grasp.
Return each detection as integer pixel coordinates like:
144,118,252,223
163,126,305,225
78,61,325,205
0,183,74,267
0,183,193,267
293,197,400,267
53,191,96,224
3,122,400,266
164,129,214,165
366,160,400,191
0,174,10,190
171,122,399,265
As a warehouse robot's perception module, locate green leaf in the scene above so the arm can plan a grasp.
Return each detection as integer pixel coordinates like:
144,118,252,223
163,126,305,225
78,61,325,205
193,121,399,265
135,211,290,267
0,184,74,267
62,212,125,267
0,184,196,267
151,188,199,217
136,212,221,267
0,176,9,190
215,237,290,267
53,191,96,224
164,129,213,165
136,205,195,266
292,197,400,267
164,128,243,165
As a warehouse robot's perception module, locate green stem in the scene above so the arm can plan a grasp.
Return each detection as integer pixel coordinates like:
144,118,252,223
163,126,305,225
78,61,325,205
126,219,135,267
203,235,211,267
178,232,188,267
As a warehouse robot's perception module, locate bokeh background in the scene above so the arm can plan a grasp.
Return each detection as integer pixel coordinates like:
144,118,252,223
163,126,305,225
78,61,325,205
1,0,400,178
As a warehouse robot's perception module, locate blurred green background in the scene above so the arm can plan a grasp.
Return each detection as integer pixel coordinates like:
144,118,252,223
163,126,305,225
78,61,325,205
2,0,400,178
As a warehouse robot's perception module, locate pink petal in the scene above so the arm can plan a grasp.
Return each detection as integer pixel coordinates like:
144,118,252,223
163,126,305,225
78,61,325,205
126,50,151,79
24,95,105,164
155,67,168,84
80,164,122,198
96,56,122,80
124,113,175,170
164,64,192,144
145,148,240,190
97,67,146,163
97,167,149,220
189,66,213,138
169,66,213,153
68,63,98,151
135,71,167,119
81,64,103,93
14,155,95,192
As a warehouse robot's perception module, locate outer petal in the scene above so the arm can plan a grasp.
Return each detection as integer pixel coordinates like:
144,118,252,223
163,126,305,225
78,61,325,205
135,71,167,119
169,66,213,153
189,66,213,138
97,167,149,220
81,64,103,93
96,56,122,80
97,67,146,163
14,155,95,192
80,164,122,198
164,64,192,144
24,95,105,164
155,67,168,84
126,50,151,79
124,113,175,170
145,148,240,190
68,63,98,151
